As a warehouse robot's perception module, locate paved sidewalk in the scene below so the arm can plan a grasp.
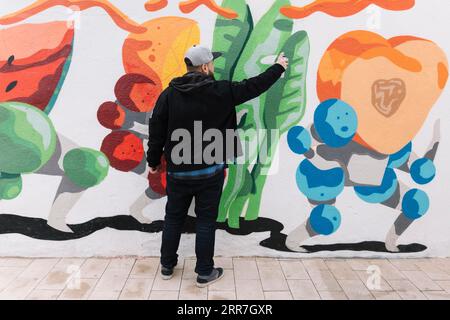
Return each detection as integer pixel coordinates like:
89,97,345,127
1,257,450,300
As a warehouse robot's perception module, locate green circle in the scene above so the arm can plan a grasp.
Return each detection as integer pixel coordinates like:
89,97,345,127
0,172,22,200
63,148,110,188
0,102,57,174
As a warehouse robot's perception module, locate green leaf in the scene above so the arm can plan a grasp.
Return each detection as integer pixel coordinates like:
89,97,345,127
233,0,292,82
212,0,253,81
263,31,310,132
241,31,310,221
218,0,293,227
233,0,293,140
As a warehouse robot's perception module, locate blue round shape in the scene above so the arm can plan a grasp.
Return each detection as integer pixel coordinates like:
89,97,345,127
388,142,412,169
354,168,398,203
296,159,344,202
309,204,341,235
314,99,358,147
287,126,311,155
402,189,429,220
410,158,436,185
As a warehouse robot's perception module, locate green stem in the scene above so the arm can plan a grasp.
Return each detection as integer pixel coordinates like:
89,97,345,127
226,163,252,228
244,168,269,221
244,139,278,221
228,192,248,228
217,163,247,226
218,166,237,222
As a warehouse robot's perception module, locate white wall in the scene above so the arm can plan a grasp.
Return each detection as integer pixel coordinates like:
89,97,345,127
0,0,449,258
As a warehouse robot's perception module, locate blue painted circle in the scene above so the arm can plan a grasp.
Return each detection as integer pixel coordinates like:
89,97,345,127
296,159,344,202
287,126,311,155
354,168,398,203
388,142,412,169
314,99,358,147
402,189,430,220
410,158,436,185
309,204,341,235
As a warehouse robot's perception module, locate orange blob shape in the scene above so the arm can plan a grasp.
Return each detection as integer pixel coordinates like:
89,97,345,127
0,0,146,33
280,0,415,19
179,0,238,19
123,17,200,88
438,62,449,90
145,0,168,12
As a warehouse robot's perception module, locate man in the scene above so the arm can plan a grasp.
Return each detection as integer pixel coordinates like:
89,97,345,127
147,45,288,287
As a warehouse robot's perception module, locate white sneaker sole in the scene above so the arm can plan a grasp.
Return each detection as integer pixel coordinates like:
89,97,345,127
196,271,224,288
161,274,174,280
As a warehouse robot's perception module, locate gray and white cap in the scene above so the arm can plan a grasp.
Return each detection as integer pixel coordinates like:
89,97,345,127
184,45,222,67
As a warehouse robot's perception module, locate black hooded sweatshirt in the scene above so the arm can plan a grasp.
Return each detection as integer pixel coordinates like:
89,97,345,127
147,63,285,172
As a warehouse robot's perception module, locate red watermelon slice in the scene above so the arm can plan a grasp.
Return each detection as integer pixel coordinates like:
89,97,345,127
0,21,74,114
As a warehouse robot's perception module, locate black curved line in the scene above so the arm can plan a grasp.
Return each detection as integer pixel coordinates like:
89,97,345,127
0,213,426,253
260,233,427,253
0,214,281,241
0,214,163,241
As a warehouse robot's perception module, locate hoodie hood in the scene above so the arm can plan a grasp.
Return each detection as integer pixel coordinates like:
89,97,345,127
169,71,215,93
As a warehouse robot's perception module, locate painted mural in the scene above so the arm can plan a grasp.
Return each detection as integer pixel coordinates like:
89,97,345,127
0,0,448,256
285,29,448,253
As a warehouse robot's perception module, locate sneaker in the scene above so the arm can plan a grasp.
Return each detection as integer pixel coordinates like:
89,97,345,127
196,267,224,288
161,265,174,280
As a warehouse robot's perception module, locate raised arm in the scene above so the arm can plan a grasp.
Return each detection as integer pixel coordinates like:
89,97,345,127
230,52,289,106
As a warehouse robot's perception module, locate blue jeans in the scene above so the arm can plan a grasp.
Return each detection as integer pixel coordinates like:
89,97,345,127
160,170,225,276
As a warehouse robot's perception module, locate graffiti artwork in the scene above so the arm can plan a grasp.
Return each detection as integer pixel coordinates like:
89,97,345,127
212,0,310,227
0,0,448,255
284,28,447,252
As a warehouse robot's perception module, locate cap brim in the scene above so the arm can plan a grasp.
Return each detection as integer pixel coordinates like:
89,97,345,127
212,52,222,60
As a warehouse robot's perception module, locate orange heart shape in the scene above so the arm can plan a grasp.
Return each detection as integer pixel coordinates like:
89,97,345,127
317,30,448,155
